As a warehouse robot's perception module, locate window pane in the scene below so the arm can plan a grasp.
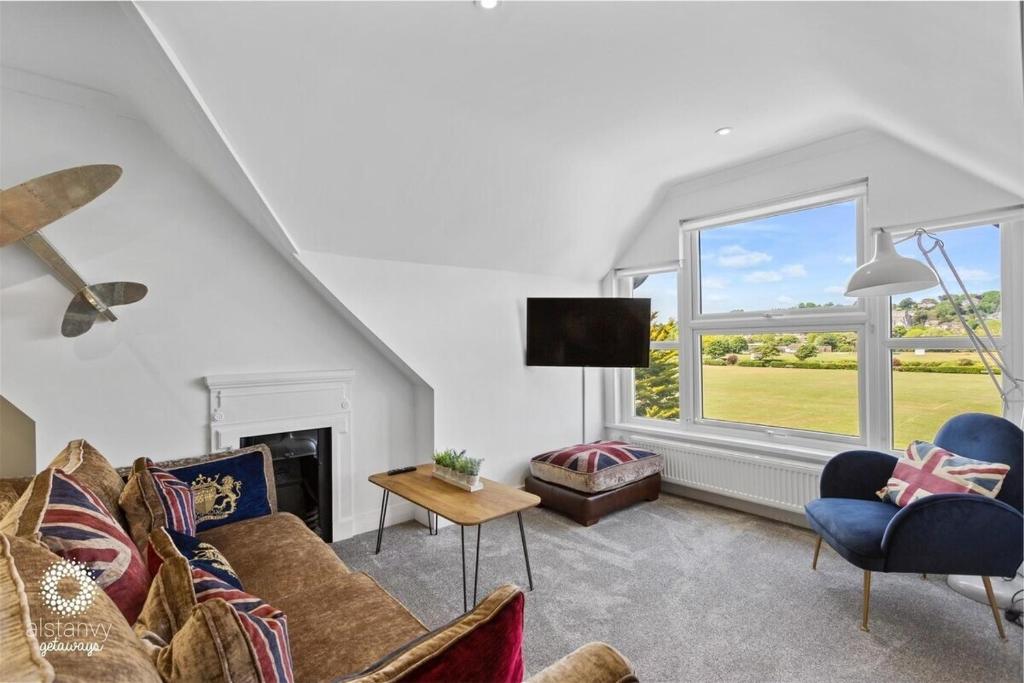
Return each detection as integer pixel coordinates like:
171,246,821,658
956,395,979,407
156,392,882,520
633,271,678,340
891,349,1002,449
700,331,859,436
698,200,857,314
890,224,1001,338
635,349,679,421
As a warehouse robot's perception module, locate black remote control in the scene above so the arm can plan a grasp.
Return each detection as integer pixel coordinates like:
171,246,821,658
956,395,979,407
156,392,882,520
386,466,417,476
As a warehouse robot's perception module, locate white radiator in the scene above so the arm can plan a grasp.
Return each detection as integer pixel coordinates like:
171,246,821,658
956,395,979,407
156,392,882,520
630,436,822,513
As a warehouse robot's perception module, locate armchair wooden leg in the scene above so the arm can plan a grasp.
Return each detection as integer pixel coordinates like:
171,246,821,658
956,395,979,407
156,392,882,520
860,570,871,632
981,576,1007,640
811,536,822,570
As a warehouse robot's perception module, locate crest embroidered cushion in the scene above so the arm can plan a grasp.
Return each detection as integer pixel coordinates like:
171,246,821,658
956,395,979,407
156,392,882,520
0,468,151,623
147,526,242,590
166,446,276,532
120,458,196,551
877,440,1011,508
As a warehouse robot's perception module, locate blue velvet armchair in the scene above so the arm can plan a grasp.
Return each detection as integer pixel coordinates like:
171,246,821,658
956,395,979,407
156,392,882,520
804,413,1024,637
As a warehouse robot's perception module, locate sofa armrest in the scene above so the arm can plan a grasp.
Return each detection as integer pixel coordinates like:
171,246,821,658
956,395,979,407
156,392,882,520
820,450,898,501
527,642,637,683
881,493,1024,575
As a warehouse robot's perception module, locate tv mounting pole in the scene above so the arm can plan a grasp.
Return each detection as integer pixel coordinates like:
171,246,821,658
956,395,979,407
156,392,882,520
581,367,586,443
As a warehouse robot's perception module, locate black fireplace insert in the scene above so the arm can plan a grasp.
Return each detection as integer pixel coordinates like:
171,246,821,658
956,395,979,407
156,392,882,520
240,427,332,541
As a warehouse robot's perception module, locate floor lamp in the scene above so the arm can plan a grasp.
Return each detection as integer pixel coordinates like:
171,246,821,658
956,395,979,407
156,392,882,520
845,226,1024,615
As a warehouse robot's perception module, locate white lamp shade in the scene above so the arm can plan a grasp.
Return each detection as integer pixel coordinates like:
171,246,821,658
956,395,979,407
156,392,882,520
845,231,939,297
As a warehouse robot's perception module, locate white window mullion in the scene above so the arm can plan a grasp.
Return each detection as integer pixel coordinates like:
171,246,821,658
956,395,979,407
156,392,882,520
680,231,699,427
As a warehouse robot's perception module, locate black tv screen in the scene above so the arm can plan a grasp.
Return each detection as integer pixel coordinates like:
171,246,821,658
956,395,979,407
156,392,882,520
526,298,651,368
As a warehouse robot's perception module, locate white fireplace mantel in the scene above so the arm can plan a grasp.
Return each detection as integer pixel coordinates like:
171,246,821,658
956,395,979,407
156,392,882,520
204,370,355,541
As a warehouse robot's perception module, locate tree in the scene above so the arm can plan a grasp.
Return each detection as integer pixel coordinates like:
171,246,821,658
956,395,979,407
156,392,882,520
702,335,749,358
978,290,1000,315
794,342,817,361
892,325,907,338
934,300,957,323
816,332,856,352
896,297,915,310
755,334,782,362
634,314,680,420
778,334,799,346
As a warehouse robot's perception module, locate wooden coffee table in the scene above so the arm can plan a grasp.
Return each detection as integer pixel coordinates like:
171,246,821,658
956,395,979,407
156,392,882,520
369,464,541,611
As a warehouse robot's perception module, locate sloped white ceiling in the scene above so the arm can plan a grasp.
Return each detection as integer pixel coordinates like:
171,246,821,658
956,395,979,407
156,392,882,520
3,2,1022,280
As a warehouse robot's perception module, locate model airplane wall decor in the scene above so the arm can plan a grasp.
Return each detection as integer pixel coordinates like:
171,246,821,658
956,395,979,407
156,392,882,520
0,165,148,337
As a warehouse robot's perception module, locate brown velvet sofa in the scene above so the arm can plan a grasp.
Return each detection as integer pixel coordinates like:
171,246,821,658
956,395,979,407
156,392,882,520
0,444,637,682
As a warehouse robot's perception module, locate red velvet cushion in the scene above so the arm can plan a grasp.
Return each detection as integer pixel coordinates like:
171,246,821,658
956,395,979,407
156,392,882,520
405,591,524,683
352,585,525,683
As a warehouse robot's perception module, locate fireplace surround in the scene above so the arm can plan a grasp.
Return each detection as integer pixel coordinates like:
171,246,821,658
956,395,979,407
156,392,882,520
205,370,354,541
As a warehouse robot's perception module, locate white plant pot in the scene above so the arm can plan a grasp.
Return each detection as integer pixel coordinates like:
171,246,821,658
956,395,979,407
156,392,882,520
468,474,480,487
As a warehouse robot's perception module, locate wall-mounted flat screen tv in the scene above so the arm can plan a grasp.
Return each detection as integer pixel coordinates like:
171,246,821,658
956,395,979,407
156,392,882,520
526,298,651,368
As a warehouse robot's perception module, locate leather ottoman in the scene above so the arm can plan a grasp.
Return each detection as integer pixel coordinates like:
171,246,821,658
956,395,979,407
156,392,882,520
524,473,661,526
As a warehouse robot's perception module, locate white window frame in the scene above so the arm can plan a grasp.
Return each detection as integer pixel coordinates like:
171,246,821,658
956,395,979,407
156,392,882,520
617,264,683,427
611,182,1023,458
878,212,1021,449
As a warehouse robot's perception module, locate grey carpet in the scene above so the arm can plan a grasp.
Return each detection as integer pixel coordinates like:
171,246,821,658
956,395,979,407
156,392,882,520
333,494,1023,682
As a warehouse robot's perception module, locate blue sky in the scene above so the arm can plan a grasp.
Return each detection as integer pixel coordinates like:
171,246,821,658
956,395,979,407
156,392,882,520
634,202,1000,322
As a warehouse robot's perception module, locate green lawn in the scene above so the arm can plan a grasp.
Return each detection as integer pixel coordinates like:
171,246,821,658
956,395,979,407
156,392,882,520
701,364,1001,447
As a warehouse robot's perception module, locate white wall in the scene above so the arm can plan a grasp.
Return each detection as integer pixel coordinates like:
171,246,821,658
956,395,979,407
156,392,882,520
617,130,1022,270
298,251,602,486
0,75,421,528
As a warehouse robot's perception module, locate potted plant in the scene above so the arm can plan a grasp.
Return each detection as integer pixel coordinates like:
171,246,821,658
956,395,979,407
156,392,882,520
465,457,483,488
433,449,465,480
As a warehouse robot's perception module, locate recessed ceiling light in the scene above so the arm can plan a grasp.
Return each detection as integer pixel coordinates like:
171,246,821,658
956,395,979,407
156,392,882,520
715,127,733,136
477,0,499,8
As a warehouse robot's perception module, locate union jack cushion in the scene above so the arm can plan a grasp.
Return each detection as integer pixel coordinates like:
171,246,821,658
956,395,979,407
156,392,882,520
138,559,293,682
530,440,663,493
877,440,1011,508
191,567,293,683
119,458,196,551
2,469,151,622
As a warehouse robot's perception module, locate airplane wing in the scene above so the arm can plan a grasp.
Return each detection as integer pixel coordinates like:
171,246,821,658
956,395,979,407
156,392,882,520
0,165,122,246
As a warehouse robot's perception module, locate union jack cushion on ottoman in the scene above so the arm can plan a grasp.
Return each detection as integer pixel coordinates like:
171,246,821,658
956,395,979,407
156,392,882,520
530,440,663,494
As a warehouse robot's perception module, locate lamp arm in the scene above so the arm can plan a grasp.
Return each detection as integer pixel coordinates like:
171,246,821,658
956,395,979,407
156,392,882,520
914,229,1022,406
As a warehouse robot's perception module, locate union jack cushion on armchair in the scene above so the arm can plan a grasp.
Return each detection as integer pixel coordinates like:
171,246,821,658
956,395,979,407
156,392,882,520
877,440,1010,507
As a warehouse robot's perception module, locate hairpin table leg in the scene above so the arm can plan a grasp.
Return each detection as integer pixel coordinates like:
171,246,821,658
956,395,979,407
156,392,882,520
374,490,389,555
517,511,534,591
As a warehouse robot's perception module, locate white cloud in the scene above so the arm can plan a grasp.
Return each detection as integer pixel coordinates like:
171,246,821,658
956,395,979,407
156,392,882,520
743,264,807,283
744,270,783,283
838,255,856,265
703,276,729,289
824,285,847,294
705,293,729,302
776,295,796,305
717,245,771,268
957,268,996,283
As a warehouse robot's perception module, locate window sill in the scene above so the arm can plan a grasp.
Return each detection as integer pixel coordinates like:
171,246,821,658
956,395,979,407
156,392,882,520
605,420,845,466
